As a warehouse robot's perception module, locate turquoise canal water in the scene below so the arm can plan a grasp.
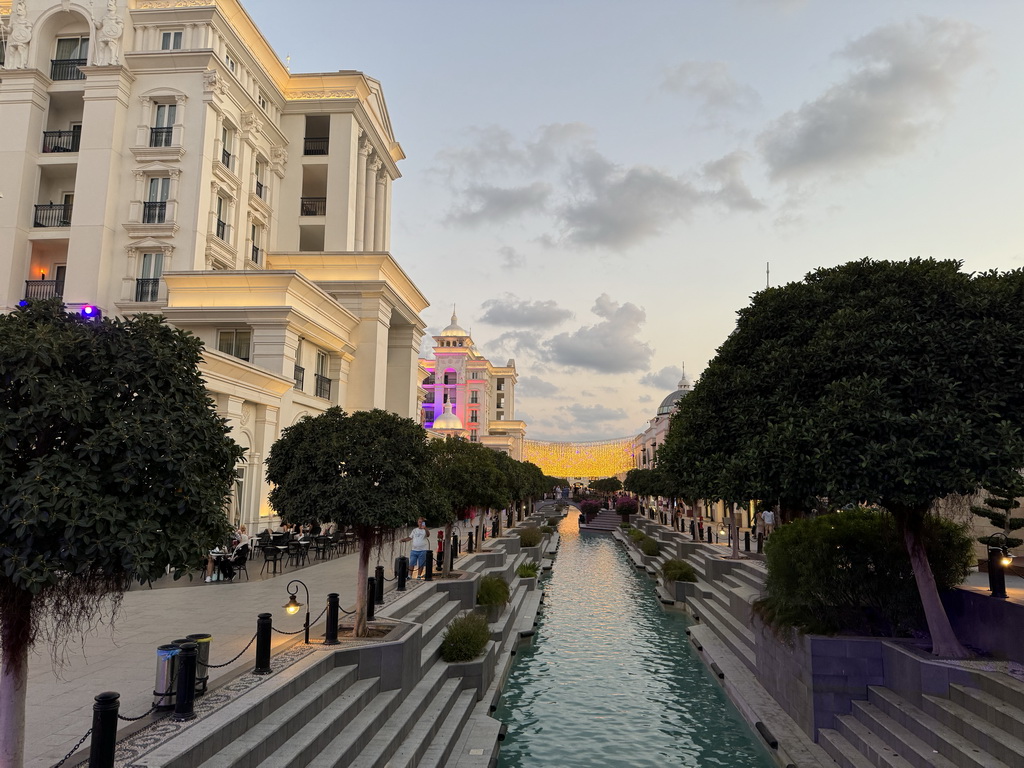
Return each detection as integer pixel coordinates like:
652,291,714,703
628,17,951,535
495,511,775,768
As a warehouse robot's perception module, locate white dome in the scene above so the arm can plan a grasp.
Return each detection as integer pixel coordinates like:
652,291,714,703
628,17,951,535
432,402,464,430
440,310,468,337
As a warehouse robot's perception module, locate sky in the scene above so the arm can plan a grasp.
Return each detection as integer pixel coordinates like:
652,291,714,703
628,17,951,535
244,0,1024,442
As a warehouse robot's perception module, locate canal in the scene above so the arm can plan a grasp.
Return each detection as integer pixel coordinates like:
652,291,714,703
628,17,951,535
496,510,775,768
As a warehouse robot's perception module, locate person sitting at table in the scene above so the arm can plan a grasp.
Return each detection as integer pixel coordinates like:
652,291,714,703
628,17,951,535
218,532,250,582
321,520,336,536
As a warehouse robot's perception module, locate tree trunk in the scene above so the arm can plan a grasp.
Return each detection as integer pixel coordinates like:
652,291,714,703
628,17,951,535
0,590,31,768
731,510,741,559
441,521,454,578
902,525,970,658
354,535,371,637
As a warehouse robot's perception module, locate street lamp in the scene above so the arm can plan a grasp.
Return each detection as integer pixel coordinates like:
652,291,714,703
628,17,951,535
987,532,1014,600
284,579,310,643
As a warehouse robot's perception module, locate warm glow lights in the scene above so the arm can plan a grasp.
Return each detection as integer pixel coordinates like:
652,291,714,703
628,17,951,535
524,437,635,479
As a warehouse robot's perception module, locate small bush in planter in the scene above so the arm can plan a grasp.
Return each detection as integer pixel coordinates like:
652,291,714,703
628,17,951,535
579,499,603,518
629,528,645,542
516,561,539,578
662,558,697,583
547,516,560,526
439,612,490,662
540,525,553,534
518,527,542,548
477,573,510,606
640,536,660,556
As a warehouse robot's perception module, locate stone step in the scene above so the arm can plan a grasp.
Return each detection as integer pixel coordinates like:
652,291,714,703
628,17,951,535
686,594,756,670
417,689,480,768
819,723,899,768
373,678,466,768
847,700,960,768
977,671,1024,713
689,581,757,646
420,600,468,668
830,714,917,768
949,683,1024,743
379,582,440,622
296,688,402,768
922,691,1024,767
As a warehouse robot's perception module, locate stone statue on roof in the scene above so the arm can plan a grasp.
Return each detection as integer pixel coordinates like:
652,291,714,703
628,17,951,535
4,0,33,70
92,0,123,66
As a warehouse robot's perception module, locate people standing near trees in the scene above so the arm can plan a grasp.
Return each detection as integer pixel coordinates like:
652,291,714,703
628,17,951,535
401,517,430,578
763,508,776,537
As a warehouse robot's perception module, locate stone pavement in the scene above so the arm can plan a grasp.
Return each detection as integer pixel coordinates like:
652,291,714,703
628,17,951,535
24,542,416,768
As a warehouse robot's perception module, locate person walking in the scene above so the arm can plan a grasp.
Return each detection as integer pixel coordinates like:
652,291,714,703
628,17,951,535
762,508,776,537
401,518,430,578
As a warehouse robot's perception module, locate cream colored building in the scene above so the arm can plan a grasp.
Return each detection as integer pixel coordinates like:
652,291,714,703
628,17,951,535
0,0,429,530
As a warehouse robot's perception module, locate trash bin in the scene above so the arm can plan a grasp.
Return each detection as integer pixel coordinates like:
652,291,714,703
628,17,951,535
153,644,179,709
186,633,212,694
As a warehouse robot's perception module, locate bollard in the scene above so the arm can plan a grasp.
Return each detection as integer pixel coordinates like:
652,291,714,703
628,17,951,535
492,518,499,539
757,532,764,554
172,642,198,721
397,556,408,591
186,633,212,694
374,565,385,605
88,691,119,768
153,645,179,708
254,613,272,675
744,531,751,552
690,521,696,541
468,531,475,553
366,578,376,621
989,548,1008,599
449,533,458,571
707,527,713,544
324,593,340,645
425,552,434,581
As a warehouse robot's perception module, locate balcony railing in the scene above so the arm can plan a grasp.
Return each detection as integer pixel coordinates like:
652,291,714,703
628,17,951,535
142,201,166,224
24,279,65,300
250,245,262,265
33,203,72,227
50,59,86,81
314,373,331,400
255,179,266,200
149,127,173,147
293,364,305,391
303,137,329,156
300,197,326,216
42,130,80,153
221,148,232,168
216,219,227,240
135,278,161,302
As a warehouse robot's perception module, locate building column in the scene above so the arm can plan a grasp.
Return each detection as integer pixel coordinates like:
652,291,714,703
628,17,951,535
344,294,393,411
373,168,387,251
362,155,381,251
253,405,280,527
354,136,370,250
385,324,423,419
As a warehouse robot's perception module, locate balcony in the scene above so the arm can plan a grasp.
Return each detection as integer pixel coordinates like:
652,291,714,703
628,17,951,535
135,278,160,302
250,245,262,265
42,130,80,153
50,59,86,81
221,148,232,168
149,127,173,148
255,180,266,200
314,373,331,400
293,364,305,391
216,219,227,240
142,201,166,224
300,197,326,216
24,279,65,300
303,137,329,156
33,203,72,227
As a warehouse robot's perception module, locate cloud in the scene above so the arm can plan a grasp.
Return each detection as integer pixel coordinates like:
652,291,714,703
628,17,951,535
485,330,543,357
759,17,982,182
640,365,684,390
702,151,765,211
446,182,550,226
479,295,573,329
662,61,760,113
561,403,630,428
517,375,560,397
498,245,525,270
544,294,654,373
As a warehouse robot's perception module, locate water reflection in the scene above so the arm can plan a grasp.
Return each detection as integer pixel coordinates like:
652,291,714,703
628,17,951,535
496,510,775,768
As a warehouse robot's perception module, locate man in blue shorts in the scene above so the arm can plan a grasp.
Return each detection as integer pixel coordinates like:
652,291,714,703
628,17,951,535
402,517,430,578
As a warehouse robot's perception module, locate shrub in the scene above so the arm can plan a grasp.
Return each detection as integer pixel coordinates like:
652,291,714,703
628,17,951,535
628,528,645,542
518,527,542,548
547,516,560,526
579,499,603,517
662,559,697,583
615,496,639,515
516,561,539,578
477,573,511,606
620,523,631,530
640,536,661,556
540,525,554,534
760,509,973,637
439,612,490,662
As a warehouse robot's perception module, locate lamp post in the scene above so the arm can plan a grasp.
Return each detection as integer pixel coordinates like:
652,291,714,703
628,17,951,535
987,532,1014,600
284,579,310,643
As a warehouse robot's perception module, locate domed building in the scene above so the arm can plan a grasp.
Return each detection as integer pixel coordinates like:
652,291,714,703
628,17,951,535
633,364,691,470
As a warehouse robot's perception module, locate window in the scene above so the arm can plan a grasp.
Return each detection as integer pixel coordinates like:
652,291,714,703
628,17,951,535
220,126,233,168
52,37,88,80
443,372,456,385
470,391,478,404
250,223,262,264
468,410,479,424
314,350,331,399
257,91,268,111
160,31,182,50
497,378,505,392
144,177,169,223
217,329,251,362
150,104,175,147
224,52,236,73
470,430,478,443
254,160,267,200
136,252,163,302
215,196,228,240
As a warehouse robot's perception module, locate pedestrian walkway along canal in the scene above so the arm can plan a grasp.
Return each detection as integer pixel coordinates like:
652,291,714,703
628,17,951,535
496,511,775,767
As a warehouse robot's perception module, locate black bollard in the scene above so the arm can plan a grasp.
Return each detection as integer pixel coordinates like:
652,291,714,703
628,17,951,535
707,526,713,544
744,531,750,552
374,565,385,605
989,548,1008,599
173,642,198,721
690,520,696,540
397,556,408,591
88,691,119,768
425,552,434,581
468,531,475,553
757,532,764,554
492,517,499,539
449,533,458,570
254,613,272,675
325,593,340,645
366,578,376,621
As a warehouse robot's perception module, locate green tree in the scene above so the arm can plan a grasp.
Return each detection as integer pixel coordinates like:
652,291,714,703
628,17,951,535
970,475,1024,548
265,408,430,636
660,259,1024,657
0,301,242,766
590,476,623,497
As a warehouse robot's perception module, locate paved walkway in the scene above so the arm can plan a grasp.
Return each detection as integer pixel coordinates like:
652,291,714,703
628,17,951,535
25,541,417,768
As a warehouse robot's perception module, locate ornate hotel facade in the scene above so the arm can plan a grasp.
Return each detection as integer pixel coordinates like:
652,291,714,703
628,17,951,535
0,0,430,530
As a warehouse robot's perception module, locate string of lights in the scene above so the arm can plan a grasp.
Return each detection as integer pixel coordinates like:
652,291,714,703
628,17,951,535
523,437,635,479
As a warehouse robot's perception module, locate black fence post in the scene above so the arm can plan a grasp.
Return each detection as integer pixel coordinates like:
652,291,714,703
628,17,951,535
449,533,458,571
989,548,1008,599
254,613,272,675
374,565,385,605
397,556,408,591
88,691,119,768
468,531,475,553
172,642,198,721
425,552,434,581
690,520,696,541
366,578,376,621
744,531,751,552
325,593,340,645
756,532,764,554
707,526,713,544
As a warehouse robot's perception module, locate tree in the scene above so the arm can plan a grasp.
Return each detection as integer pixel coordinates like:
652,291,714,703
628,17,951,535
590,476,623,497
970,475,1024,549
0,301,242,766
265,408,430,636
660,259,1024,657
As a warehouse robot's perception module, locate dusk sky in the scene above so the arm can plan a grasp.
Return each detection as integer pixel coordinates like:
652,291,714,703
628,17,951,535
245,0,1024,442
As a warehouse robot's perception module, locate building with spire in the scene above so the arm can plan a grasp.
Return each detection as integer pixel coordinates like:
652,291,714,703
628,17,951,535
0,0,429,531
419,310,526,458
633,364,691,470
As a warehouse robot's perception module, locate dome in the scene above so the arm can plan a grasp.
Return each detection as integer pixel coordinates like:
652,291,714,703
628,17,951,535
432,402,464,430
656,363,692,416
440,310,468,337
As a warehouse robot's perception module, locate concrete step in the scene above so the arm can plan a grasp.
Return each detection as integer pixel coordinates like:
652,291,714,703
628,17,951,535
687,595,756,671
688,585,756,650
417,689,479,768
420,600,467,668
977,671,1024,713
949,683,1024,743
379,583,440,622
375,678,466,768
819,723,899,768
847,700,961,768
922,691,1024,767
299,688,402,768
829,714,917,768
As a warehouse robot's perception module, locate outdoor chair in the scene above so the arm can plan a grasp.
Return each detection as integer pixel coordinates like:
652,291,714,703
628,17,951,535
261,546,283,576
286,541,308,568
313,536,332,560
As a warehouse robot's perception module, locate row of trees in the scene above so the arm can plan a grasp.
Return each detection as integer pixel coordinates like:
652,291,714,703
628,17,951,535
653,259,1024,658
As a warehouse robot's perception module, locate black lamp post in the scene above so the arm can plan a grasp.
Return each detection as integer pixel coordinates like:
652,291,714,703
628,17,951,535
284,579,311,643
987,532,1014,600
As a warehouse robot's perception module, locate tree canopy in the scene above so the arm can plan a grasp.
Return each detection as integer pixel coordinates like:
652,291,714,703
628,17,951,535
0,301,242,766
659,259,1024,656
